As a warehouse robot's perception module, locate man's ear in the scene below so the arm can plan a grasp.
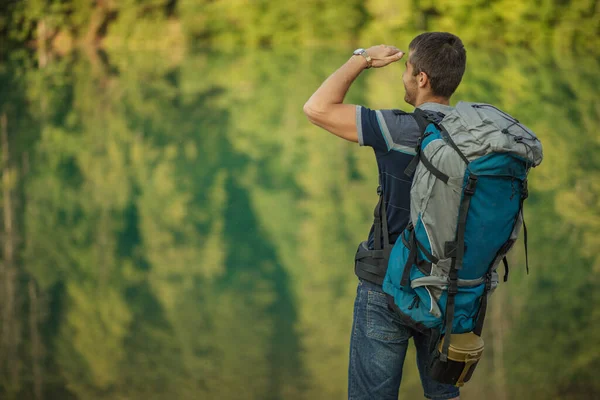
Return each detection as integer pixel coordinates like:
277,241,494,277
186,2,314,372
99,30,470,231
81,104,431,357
417,71,429,88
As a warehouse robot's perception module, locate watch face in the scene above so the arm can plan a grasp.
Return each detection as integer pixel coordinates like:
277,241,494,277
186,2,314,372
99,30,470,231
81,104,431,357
353,48,365,55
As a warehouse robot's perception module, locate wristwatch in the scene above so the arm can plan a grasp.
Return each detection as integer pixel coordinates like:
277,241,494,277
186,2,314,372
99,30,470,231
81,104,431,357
353,48,372,69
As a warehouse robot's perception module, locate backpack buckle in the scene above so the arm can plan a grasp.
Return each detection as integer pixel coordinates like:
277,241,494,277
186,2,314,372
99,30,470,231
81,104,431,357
448,270,459,294
415,136,423,152
448,283,458,295
464,175,478,196
484,274,492,292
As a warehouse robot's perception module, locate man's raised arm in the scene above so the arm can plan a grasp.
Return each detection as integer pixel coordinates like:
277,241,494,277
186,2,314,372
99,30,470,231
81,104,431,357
303,45,404,143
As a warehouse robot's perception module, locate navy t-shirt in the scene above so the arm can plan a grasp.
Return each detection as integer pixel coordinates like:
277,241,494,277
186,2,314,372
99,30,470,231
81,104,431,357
356,102,454,249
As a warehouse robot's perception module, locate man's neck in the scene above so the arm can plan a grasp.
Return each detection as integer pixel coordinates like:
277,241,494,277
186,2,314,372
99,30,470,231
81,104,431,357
414,95,450,108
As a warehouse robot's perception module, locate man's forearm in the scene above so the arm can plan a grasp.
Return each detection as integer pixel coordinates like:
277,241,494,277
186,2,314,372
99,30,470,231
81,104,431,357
304,56,367,112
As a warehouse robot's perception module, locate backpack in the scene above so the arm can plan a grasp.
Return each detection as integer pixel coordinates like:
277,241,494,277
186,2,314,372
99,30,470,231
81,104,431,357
382,102,543,367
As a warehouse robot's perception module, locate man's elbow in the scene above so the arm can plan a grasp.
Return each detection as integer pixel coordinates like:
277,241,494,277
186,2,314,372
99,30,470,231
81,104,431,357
303,102,318,124
302,102,315,122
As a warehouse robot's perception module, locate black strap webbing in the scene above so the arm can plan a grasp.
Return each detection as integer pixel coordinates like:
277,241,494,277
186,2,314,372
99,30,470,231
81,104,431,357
455,175,478,271
381,197,390,250
473,295,487,336
412,108,432,133
400,230,417,287
439,125,470,166
473,274,492,336
419,152,450,184
522,208,529,275
404,109,432,178
354,185,392,285
355,263,385,286
373,191,383,251
404,150,420,178
502,256,509,282
416,261,432,275
440,269,458,362
400,230,410,248
440,174,478,361
355,259,387,276
355,248,385,260
400,228,439,265
415,236,439,265
372,185,391,251
520,179,530,275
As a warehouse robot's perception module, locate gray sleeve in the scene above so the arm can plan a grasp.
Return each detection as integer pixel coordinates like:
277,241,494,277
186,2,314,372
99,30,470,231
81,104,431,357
356,105,365,146
376,110,420,155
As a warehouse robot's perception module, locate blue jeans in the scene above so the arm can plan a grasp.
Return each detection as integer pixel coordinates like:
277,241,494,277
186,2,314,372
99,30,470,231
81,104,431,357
348,279,460,400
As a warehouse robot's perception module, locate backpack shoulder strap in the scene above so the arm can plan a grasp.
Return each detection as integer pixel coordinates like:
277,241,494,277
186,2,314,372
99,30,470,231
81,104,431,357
404,109,452,181
412,108,432,133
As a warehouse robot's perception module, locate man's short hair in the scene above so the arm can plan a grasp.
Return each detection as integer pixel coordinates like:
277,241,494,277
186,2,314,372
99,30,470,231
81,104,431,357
409,32,466,98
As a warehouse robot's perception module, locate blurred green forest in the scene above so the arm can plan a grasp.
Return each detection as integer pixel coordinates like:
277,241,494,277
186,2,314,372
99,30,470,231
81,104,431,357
0,0,598,53
0,1,599,399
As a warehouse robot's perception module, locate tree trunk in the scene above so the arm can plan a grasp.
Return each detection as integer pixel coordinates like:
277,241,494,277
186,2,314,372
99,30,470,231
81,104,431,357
28,280,43,400
1,111,21,394
37,19,49,68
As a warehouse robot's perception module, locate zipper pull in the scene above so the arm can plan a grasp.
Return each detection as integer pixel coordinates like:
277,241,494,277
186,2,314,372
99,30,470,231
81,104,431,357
408,295,419,310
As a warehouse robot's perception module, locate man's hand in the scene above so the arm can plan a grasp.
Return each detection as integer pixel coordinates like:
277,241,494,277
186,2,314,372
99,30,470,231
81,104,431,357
365,45,404,68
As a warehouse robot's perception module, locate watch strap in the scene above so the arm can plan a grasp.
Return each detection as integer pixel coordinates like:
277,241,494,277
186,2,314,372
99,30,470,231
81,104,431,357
355,49,372,69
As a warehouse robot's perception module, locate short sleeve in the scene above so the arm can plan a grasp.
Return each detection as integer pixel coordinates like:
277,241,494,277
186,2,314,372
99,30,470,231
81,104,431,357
356,106,420,155
356,106,388,153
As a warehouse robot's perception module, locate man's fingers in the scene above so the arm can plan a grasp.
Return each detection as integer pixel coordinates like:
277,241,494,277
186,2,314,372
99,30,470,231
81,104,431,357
366,44,404,67
385,46,404,62
388,46,402,54
385,52,404,63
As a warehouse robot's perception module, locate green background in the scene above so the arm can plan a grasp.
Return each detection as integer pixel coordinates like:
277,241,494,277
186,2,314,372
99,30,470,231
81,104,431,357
0,1,599,399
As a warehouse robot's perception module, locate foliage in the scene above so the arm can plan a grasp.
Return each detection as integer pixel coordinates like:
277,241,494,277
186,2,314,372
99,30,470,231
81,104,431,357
2,0,599,54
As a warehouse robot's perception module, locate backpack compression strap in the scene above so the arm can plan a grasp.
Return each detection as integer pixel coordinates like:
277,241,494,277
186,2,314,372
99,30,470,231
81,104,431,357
440,172,477,362
521,179,530,275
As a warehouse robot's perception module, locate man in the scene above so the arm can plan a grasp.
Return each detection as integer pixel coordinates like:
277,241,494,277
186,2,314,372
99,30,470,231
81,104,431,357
303,32,467,400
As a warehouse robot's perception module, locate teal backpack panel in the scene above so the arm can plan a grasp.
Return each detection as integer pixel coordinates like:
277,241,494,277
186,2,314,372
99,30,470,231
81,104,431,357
458,154,527,280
